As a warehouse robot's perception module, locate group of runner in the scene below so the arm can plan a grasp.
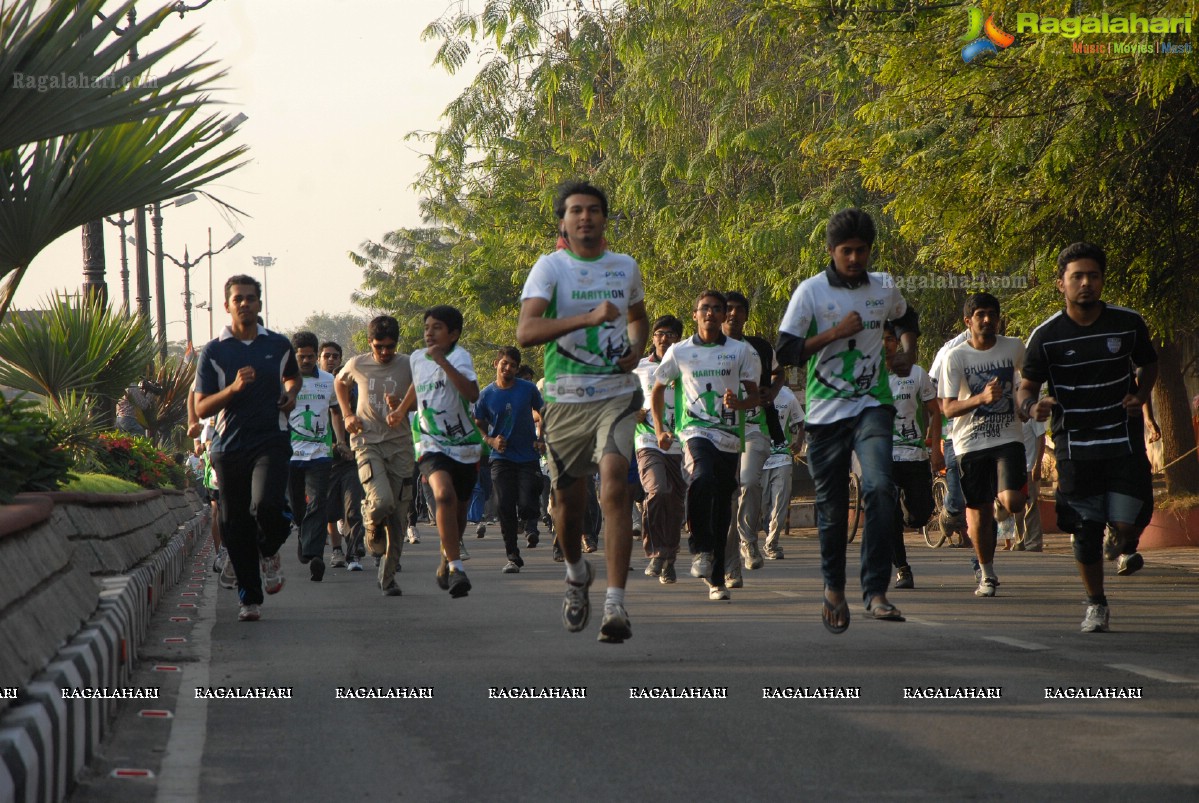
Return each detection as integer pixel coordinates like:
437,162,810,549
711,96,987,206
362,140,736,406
191,181,1158,638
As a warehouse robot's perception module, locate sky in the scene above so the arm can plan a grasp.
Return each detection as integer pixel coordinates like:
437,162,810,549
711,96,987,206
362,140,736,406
14,0,478,344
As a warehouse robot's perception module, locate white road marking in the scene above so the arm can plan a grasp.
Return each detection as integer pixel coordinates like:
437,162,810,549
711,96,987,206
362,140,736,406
984,636,1051,651
902,617,945,627
1107,664,1197,684
771,591,802,598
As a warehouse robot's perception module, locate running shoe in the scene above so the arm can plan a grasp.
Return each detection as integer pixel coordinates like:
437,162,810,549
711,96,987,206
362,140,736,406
562,560,593,632
706,581,730,601
458,540,471,560
525,529,540,549
552,542,564,562
380,580,402,597
211,546,227,573
742,541,764,570
237,603,260,622
502,560,520,574
582,536,598,554
725,565,743,589
476,522,487,539
763,543,784,560
262,553,284,594
436,554,450,590
895,567,914,589
659,559,677,585
690,552,713,579
1080,603,1110,633
447,568,471,598
329,547,347,568
974,576,998,597
1117,552,1144,576
219,556,237,589
406,526,420,544
644,556,663,577
598,602,632,643
347,557,363,572
309,556,326,582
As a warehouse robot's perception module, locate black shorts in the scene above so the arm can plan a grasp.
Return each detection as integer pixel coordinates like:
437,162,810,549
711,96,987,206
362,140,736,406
418,452,478,503
1055,452,1153,530
958,441,1026,508
207,488,220,503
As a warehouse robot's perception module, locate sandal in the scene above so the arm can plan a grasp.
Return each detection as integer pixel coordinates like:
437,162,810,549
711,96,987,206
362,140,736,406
822,595,850,634
866,598,905,621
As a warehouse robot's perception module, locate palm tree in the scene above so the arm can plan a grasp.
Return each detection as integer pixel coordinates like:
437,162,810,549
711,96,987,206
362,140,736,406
0,0,248,320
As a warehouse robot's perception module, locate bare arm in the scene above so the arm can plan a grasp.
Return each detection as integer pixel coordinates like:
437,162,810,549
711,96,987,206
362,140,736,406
942,377,1001,419
651,381,673,451
195,366,255,419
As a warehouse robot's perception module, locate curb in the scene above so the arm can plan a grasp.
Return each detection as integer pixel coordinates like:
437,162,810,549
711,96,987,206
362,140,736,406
0,508,206,803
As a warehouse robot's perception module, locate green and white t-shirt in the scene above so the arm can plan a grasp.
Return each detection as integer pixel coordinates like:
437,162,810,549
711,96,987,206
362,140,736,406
633,355,680,454
410,345,484,464
520,249,645,404
889,364,936,462
654,335,759,453
778,271,908,426
289,369,338,462
762,385,804,471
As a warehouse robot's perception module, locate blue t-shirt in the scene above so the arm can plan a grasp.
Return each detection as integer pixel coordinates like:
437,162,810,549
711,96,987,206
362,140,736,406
474,379,543,464
196,326,299,454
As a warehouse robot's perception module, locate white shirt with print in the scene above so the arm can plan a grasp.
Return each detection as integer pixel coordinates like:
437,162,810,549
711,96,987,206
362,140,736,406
763,385,804,471
938,336,1025,457
889,364,936,462
654,335,759,453
520,249,645,404
289,369,338,462
634,355,681,454
410,346,483,464
778,271,908,426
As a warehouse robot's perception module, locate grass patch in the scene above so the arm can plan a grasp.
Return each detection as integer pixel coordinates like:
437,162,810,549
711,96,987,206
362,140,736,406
62,472,144,494
1154,493,1199,513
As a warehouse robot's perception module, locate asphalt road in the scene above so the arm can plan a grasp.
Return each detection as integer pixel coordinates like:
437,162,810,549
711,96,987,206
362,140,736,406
68,524,1199,802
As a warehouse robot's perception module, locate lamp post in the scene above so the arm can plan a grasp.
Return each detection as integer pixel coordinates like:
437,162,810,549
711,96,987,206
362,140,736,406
150,193,198,360
103,213,134,310
164,231,244,346
252,255,277,327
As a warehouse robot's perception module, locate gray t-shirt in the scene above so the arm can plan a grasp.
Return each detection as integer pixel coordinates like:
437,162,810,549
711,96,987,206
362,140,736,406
338,353,414,451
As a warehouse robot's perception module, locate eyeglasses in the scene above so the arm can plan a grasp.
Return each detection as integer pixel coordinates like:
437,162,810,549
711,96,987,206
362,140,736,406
696,305,725,314
652,331,678,339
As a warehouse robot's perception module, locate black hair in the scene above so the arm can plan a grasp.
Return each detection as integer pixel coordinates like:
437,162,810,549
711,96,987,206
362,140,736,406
1056,242,1106,278
883,320,897,337
423,305,464,336
963,292,1001,318
553,181,608,219
290,331,319,352
319,341,342,357
515,365,535,381
367,315,399,343
651,314,684,337
224,274,262,301
725,291,750,312
825,208,877,249
695,289,727,310
496,346,521,364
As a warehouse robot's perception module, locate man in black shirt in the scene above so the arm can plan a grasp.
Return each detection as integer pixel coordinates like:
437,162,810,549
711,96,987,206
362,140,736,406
1018,242,1157,633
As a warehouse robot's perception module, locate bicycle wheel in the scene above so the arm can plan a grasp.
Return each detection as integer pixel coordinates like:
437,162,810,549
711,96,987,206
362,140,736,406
847,471,862,543
922,476,949,548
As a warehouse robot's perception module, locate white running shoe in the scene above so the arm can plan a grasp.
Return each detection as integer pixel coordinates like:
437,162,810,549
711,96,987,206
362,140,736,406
1080,604,1110,633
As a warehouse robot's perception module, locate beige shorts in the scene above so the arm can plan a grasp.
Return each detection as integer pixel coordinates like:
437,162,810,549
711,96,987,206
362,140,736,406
542,390,641,488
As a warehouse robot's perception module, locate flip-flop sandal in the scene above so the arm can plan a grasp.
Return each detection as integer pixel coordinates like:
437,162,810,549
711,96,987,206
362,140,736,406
866,600,905,621
822,596,850,634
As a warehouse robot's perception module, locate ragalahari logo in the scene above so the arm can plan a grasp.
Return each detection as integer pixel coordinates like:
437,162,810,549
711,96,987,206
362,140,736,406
961,8,1015,62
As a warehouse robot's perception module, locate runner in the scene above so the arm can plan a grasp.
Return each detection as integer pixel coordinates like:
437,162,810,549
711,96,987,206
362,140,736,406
652,290,759,601
194,275,300,622
1017,242,1156,632
760,384,803,560
318,341,361,569
474,346,544,574
776,208,919,632
334,316,415,596
287,331,342,582
634,314,685,584
516,181,647,643
939,292,1025,599
396,305,483,598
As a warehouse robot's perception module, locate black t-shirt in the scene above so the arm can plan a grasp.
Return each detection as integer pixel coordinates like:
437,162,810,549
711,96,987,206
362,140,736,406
1022,303,1155,461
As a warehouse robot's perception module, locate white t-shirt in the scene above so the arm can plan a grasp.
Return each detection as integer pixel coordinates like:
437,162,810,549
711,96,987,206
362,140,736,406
889,364,937,462
938,336,1025,456
289,369,338,462
633,355,681,454
1022,418,1047,474
410,346,483,464
763,386,804,471
654,335,759,453
520,249,645,404
930,330,968,443
778,270,909,426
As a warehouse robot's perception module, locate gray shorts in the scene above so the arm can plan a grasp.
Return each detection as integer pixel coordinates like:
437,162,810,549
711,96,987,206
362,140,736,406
542,390,641,488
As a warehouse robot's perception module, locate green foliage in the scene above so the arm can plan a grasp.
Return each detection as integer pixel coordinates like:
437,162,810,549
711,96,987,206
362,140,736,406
43,390,106,471
128,356,196,447
0,293,157,409
0,394,74,503
61,472,143,494
281,312,372,356
92,431,184,490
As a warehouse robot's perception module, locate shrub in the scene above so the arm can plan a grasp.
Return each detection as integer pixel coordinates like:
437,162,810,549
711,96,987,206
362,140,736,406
0,394,74,502
93,431,185,490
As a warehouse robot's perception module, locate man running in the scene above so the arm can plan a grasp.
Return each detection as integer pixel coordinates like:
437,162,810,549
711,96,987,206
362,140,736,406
195,275,300,622
1018,242,1156,632
517,181,647,644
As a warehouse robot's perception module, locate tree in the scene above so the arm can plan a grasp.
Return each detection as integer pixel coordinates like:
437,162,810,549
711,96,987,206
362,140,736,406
285,311,373,354
0,0,248,320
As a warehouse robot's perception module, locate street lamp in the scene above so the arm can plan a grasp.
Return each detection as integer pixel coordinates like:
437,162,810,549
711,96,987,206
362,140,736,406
252,255,277,327
103,213,134,310
164,231,244,346
151,193,198,360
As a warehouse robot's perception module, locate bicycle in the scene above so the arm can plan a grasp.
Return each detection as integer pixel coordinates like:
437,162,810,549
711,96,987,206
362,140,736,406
847,469,862,543
922,471,968,548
